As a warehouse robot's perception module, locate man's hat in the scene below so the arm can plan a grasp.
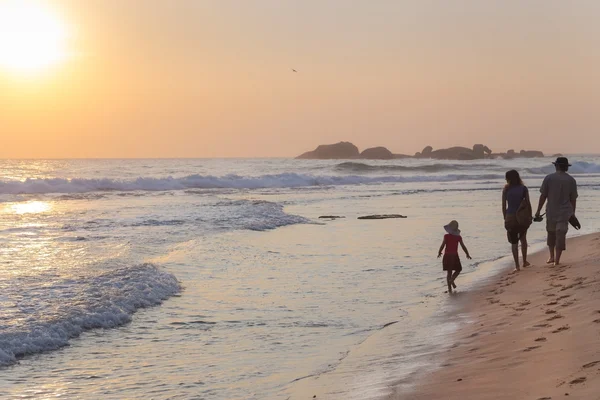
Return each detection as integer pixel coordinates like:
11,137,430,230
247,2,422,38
552,157,571,167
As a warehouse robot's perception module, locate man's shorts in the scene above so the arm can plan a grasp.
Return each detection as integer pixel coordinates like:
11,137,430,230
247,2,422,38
546,218,569,251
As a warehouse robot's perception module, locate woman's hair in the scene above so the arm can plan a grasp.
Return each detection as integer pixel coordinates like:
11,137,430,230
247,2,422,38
505,169,523,187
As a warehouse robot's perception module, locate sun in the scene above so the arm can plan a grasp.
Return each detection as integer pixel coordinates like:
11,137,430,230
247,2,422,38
0,0,69,75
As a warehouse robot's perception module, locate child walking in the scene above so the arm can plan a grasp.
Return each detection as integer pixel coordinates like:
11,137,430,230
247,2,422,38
438,220,472,293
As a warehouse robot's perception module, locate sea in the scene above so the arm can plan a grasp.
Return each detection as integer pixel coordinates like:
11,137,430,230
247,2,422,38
1,156,599,399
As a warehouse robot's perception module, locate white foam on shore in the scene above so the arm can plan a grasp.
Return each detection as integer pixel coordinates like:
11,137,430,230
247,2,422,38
0,174,507,194
0,264,180,367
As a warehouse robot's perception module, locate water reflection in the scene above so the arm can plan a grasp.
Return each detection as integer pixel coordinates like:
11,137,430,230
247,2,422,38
5,201,52,215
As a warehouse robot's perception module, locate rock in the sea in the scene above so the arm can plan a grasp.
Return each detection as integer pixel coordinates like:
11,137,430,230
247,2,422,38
472,144,492,158
318,216,345,219
360,146,394,160
296,142,360,159
430,146,476,160
422,146,433,156
358,214,407,220
519,150,545,158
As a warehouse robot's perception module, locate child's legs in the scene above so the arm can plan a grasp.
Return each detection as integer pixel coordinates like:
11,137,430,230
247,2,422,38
446,270,453,288
451,269,461,282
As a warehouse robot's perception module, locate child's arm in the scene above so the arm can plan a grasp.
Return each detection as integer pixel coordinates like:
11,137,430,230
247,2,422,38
437,238,446,258
459,238,472,259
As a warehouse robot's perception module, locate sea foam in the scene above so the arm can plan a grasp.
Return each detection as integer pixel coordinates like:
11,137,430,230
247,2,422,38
0,264,180,367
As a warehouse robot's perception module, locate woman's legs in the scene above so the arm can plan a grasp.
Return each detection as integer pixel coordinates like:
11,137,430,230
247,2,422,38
520,232,529,267
511,243,520,270
447,270,453,293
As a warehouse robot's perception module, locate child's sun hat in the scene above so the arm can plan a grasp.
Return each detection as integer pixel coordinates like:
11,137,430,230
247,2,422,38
444,220,461,236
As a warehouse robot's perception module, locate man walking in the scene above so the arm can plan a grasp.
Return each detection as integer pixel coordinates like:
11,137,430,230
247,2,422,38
535,157,578,266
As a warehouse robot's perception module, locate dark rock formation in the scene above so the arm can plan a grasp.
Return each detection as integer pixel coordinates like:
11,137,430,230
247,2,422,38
519,150,545,158
296,142,545,160
473,144,492,158
318,216,345,219
430,146,476,160
358,214,407,220
360,146,394,160
296,142,360,159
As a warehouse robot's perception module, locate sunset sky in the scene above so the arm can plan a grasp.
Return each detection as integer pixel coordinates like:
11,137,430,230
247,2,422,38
0,0,599,158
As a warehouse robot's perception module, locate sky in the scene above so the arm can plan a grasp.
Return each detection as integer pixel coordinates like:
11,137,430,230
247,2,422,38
0,0,599,158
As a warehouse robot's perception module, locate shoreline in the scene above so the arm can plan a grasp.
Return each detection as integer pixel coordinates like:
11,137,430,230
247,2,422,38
389,232,600,399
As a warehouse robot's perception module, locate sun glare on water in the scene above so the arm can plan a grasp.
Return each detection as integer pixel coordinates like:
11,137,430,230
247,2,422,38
0,0,69,75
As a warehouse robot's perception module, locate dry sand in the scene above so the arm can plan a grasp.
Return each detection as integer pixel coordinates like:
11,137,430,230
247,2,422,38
391,233,600,400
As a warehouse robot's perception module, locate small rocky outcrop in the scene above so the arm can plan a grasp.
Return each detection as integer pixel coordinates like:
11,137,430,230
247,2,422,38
296,142,360,159
358,214,407,220
473,144,492,158
430,146,476,160
520,150,545,158
360,147,394,160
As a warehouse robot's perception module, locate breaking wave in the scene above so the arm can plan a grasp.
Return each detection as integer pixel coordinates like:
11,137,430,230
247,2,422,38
0,264,180,367
0,173,504,195
334,162,498,173
525,161,600,175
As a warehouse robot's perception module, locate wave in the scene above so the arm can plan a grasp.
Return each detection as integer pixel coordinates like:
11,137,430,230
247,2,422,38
2,161,598,195
0,173,506,195
334,162,499,173
526,161,600,175
0,264,180,367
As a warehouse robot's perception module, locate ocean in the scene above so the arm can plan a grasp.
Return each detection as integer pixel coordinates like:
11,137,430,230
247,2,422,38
1,157,599,399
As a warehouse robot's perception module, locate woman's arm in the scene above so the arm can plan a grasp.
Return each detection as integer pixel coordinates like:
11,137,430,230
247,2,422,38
459,238,472,259
437,238,446,258
502,188,507,219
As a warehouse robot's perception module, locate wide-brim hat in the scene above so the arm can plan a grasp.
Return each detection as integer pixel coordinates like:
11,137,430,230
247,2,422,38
444,220,461,236
552,157,571,167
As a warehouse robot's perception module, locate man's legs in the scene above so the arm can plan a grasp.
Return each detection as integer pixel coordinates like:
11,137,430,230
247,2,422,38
546,219,556,264
554,221,569,265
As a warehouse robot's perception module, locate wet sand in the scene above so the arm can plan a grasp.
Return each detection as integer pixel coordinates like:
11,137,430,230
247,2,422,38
391,232,600,400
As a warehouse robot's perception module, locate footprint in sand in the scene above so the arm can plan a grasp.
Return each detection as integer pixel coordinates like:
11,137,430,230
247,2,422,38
545,310,558,314
582,361,600,369
569,377,586,385
593,319,600,324
518,300,531,306
523,346,541,352
546,301,559,306
544,293,556,297
514,307,526,312
557,295,571,300
534,323,551,328
535,337,547,342
552,325,570,333
547,314,564,321
536,397,552,400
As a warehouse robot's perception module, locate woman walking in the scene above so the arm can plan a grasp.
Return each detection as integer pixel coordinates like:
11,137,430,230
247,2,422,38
502,170,532,271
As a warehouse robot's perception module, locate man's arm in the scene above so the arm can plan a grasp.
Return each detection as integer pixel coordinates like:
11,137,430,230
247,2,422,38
536,194,547,217
536,177,549,216
571,178,578,215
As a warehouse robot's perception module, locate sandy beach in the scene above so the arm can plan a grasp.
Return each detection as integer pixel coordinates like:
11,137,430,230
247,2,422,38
390,232,600,400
